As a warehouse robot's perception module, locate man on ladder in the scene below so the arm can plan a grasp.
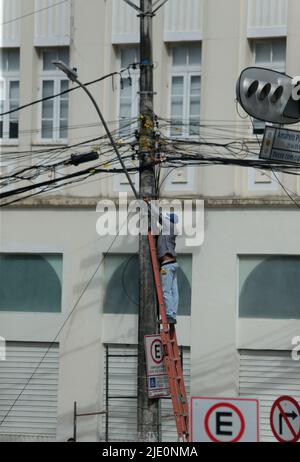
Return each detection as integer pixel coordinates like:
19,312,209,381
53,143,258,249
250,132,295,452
145,199,189,441
146,200,179,324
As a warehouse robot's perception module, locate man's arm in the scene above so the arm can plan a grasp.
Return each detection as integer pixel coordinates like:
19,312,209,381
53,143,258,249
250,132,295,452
145,200,173,235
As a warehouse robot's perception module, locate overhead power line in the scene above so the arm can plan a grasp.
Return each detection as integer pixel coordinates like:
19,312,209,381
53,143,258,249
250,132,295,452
0,0,69,27
123,0,141,12
0,63,140,118
153,0,169,14
0,163,137,202
0,116,138,140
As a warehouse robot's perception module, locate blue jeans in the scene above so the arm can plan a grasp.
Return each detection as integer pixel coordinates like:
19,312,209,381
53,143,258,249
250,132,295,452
160,262,179,318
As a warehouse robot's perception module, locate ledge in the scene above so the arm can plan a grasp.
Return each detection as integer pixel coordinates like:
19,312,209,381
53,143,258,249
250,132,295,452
1,195,298,210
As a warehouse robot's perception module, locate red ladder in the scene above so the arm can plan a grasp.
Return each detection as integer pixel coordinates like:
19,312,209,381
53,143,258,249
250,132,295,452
147,231,189,442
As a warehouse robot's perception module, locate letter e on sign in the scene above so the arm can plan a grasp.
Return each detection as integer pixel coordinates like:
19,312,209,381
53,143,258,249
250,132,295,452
151,339,163,365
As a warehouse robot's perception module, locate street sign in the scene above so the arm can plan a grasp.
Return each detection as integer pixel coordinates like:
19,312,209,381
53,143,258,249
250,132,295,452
260,125,300,164
270,396,300,443
144,335,169,398
191,397,259,442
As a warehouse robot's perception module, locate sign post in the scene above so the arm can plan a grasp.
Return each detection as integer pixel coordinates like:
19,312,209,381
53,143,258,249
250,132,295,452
144,335,169,399
270,396,300,443
191,397,259,442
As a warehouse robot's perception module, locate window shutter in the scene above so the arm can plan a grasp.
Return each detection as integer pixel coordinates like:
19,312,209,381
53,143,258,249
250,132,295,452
239,350,300,442
0,342,59,442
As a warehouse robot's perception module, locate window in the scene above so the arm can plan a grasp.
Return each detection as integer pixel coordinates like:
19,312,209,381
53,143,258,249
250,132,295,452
170,45,201,137
119,47,139,136
0,253,63,312
103,254,192,315
253,39,286,72
248,167,278,191
239,255,300,319
252,39,286,134
40,48,69,141
0,49,20,140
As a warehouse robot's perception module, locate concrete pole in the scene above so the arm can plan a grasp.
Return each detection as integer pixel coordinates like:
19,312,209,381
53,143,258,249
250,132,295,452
137,0,159,442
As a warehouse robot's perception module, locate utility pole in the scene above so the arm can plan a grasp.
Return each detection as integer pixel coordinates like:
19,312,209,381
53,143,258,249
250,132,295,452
123,0,168,443
137,0,159,442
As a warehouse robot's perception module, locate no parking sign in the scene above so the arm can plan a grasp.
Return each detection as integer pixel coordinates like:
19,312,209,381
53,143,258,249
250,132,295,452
191,397,259,442
145,335,169,398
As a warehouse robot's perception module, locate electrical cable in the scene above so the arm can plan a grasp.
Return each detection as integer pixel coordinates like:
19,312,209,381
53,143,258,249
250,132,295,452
0,64,142,118
0,162,140,202
0,169,127,207
0,0,69,27
0,147,166,205
122,254,139,307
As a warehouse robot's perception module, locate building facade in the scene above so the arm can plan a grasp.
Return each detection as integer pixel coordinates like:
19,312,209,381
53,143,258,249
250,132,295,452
0,0,300,442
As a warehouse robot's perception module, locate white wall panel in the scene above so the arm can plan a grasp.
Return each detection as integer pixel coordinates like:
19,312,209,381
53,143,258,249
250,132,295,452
239,350,300,442
247,0,288,37
34,0,71,47
0,0,21,47
112,0,139,44
164,0,202,42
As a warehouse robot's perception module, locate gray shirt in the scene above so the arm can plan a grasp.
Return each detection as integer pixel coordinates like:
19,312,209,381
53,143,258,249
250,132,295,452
157,229,177,260
149,203,177,260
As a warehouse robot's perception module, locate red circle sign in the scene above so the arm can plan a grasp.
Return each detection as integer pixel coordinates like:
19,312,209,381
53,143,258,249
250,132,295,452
270,396,300,443
150,339,163,365
204,402,246,442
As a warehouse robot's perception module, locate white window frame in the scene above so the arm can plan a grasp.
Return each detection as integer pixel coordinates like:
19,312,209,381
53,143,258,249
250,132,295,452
114,46,140,192
0,65,20,144
117,46,140,138
251,39,286,134
170,45,201,139
253,38,286,73
37,49,69,144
